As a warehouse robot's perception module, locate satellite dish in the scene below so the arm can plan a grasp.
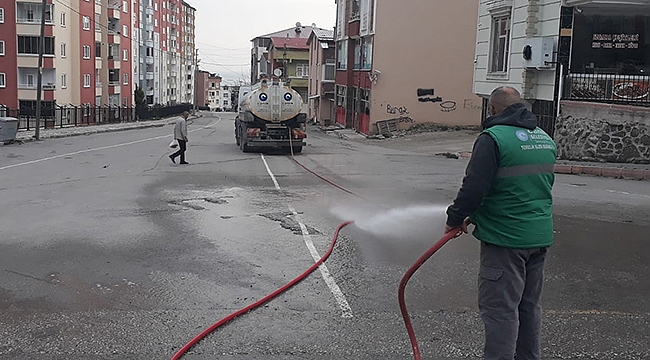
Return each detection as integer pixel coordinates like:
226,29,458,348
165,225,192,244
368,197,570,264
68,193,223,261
296,22,302,28
273,68,283,77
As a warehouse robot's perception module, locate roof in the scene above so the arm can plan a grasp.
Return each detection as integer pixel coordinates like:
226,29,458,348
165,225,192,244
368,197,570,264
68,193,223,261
268,37,309,50
181,1,196,11
312,28,334,41
252,26,314,42
307,28,335,45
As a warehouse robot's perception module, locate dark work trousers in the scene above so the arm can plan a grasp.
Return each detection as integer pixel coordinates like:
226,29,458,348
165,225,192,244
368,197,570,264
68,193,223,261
170,139,187,163
479,241,548,360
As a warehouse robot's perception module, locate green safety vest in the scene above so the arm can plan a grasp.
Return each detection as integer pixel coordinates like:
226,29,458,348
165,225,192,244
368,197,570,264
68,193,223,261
470,125,557,249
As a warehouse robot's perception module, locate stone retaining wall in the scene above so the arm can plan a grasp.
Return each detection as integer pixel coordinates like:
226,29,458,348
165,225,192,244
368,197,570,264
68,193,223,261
555,101,650,164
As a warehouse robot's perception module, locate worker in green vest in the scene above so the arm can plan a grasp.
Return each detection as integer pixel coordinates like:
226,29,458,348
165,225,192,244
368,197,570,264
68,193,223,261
445,86,557,360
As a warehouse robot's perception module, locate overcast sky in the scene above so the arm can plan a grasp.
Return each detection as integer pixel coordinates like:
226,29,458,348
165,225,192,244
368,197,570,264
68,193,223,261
191,0,336,84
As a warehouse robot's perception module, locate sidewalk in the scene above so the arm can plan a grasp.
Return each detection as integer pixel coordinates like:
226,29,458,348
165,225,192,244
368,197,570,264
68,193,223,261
314,124,650,181
5,113,201,144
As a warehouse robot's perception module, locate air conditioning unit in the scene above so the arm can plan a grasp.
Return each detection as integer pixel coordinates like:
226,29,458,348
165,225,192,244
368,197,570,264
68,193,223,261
523,37,554,69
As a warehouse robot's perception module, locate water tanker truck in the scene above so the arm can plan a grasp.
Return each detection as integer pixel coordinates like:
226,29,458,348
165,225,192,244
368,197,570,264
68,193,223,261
235,78,307,153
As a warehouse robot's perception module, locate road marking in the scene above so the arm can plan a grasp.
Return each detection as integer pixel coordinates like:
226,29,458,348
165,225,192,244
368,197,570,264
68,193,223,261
260,153,354,318
0,118,221,172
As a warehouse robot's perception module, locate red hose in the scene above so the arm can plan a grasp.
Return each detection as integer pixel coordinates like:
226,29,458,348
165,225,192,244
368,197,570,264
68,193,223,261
398,229,462,360
170,221,354,360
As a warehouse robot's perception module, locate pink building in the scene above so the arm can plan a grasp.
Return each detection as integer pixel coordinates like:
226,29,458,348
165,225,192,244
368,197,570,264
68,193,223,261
307,28,336,125
334,0,481,135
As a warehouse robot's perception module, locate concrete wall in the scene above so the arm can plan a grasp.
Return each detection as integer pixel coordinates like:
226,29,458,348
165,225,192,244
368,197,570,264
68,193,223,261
370,0,482,133
556,101,650,164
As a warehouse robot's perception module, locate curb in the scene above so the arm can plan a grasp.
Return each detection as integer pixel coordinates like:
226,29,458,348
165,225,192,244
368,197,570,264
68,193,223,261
11,114,202,144
14,123,166,143
554,164,650,181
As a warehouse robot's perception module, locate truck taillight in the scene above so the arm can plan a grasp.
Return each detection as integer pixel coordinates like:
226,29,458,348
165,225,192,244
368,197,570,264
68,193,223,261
292,129,306,139
247,128,261,138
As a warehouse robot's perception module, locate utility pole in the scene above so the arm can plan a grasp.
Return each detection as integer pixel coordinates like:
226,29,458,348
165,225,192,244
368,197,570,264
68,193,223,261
34,0,47,140
193,48,199,112
282,43,288,83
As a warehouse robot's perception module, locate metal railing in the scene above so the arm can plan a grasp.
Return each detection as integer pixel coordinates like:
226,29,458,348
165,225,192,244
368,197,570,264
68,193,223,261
0,103,192,131
563,73,650,107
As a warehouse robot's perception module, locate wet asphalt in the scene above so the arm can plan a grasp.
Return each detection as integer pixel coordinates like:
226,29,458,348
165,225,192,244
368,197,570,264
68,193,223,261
0,112,649,359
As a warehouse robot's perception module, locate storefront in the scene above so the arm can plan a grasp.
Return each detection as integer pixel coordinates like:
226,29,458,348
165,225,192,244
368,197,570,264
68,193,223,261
565,7,650,105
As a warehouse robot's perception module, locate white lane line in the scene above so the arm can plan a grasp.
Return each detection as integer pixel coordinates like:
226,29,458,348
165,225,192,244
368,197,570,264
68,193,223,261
0,118,221,172
260,154,354,318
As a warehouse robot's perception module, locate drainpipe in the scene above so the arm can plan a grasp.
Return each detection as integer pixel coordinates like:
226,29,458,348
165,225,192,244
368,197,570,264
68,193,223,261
522,0,540,100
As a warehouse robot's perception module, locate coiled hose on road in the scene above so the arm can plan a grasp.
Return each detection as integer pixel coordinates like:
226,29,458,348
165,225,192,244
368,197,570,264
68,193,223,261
171,131,462,360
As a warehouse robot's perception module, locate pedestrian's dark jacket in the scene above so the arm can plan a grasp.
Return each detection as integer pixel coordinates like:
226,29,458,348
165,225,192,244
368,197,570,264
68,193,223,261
446,103,537,228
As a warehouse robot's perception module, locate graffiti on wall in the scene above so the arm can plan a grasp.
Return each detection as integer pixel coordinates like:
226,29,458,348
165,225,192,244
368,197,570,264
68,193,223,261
417,88,457,112
386,104,409,116
463,99,483,111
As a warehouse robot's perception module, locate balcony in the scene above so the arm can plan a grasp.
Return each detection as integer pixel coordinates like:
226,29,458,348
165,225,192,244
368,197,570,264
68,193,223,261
146,87,154,96
145,56,154,64
18,68,56,90
108,0,121,9
16,3,54,25
146,72,155,80
145,40,154,48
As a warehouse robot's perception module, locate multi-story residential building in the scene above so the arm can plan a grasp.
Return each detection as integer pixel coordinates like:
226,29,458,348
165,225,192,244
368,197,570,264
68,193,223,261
250,24,314,84
195,69,209,108
206,72,221,110
267,35,310,108
307,28,336,125
472,0,650,163
133,0,194,106
0,0,195,114
180,1,195,105
333,0,481,135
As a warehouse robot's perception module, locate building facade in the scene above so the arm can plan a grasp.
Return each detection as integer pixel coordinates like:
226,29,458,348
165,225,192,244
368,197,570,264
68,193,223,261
180,1,195,105
250,24,314,84
0,0,196,115
267,36,310,104
307,28,336,125
334,0,482,135
473,0,650,162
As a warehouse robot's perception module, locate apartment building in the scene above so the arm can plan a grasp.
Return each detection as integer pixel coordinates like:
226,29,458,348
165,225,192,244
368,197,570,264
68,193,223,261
307,28,336,125
250,24,314,84
180,1,195,105
0,0,196,113
333,0,481,135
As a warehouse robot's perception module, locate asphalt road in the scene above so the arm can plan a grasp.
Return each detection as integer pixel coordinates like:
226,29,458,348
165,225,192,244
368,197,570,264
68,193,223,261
0,112,649,359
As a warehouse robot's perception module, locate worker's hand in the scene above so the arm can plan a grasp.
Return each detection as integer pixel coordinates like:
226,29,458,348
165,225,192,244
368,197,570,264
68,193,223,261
444,218,470,238
184,137,189,142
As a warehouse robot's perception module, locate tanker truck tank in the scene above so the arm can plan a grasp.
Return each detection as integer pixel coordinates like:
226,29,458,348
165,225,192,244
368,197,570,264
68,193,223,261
234,78,307,153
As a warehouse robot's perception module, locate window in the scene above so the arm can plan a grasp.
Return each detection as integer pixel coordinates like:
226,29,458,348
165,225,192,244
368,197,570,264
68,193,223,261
123,73,128,85
0,41,4,56
83,74,91,87
83,45,91,59
353,39,361,70
336,85,347,107
61,74,67,88
296,63,309,78
361,36,373,70
83,16,91,30
60,12,66,26
95,42,101,58
154,18,158,27
123,49,128,61
323,59,336,82
122,0,128,12
123,25,128,37
154,2,158,11
490,15,511,73
360,89,370,116
60,42,66,57
337,40,348,70
18,36,55,55
109,69,120,85
16,3,53,24
0,73,5,88
95,14,101,32
26,74,35,88
0,8,4,23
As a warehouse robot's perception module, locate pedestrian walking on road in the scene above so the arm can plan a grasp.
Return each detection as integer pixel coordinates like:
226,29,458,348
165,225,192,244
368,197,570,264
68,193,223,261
170,111,190,165
445,86,557,360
